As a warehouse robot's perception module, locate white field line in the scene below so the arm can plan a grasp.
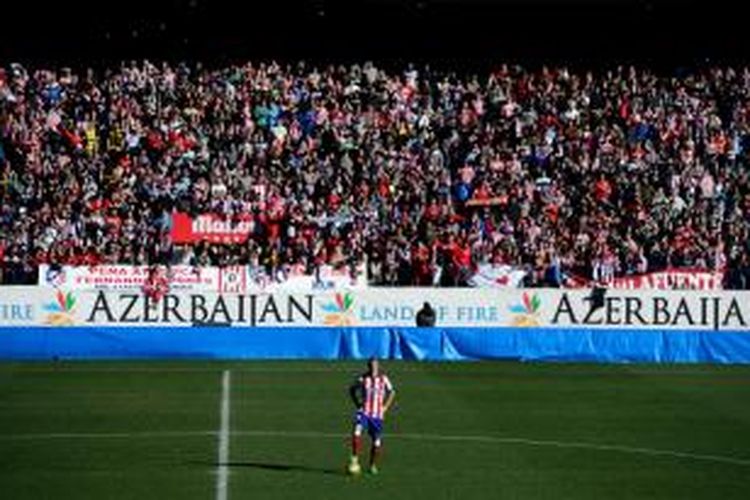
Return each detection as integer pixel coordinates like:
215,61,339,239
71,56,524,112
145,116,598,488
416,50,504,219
0,430,215,440
230,430,750,468
216,370,231,500
2,427,748,468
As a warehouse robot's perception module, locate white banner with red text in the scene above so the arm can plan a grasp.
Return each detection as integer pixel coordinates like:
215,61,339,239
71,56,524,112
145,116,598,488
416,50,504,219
37,264,367,293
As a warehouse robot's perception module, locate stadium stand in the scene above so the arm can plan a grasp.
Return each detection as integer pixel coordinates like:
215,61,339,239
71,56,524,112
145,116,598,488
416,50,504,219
1,1,749,289
1,60,749,287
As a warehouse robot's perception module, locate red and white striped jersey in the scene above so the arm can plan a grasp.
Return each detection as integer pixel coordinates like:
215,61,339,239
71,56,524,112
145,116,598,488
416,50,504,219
143,273,170,302
357,374,395,419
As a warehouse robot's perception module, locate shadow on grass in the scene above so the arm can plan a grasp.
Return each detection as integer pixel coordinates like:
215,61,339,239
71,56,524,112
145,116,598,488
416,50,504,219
190,460,343,476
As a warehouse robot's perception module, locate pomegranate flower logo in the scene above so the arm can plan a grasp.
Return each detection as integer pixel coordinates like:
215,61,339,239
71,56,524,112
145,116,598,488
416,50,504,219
43,290,77,326
321,293,356,326
509,292,541,327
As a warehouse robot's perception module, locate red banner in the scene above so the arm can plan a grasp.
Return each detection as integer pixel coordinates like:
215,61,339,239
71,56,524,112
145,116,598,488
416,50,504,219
609,269,723,291
567,268,723,291
171,212,253,244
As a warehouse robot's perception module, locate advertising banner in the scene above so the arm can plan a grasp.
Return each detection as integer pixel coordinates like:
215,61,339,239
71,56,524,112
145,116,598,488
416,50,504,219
171,212,253,244
19,285,750,331
4,285,750,362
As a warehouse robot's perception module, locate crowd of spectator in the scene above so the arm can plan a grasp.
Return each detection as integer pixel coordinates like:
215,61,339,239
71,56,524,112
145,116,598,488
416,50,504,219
1,61,750,288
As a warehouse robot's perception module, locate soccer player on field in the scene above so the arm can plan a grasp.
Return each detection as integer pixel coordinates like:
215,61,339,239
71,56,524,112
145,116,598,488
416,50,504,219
347,358,396,475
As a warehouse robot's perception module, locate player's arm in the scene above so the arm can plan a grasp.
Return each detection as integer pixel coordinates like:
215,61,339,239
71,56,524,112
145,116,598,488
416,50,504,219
382,389,396,415
382,377,396,415
349,378,363,409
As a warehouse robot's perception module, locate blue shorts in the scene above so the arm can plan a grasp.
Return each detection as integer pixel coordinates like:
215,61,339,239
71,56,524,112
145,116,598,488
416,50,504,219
354,411,384,439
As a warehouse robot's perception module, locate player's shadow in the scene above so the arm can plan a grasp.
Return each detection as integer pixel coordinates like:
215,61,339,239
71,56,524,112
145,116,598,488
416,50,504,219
229,461,342,476
194,460,342,476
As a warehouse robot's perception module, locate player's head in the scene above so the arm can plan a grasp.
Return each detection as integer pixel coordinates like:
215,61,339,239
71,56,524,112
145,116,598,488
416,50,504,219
368,357,379,376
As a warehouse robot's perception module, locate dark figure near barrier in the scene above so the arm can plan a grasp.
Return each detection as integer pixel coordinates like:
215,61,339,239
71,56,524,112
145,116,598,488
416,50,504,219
416,302,436,327
588,286,607,311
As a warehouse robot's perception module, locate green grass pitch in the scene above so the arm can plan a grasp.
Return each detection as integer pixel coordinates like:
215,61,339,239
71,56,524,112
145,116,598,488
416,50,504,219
1,361,749,499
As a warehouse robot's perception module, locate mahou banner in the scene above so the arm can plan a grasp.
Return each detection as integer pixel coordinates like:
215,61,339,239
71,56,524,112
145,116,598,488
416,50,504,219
171,212,253,244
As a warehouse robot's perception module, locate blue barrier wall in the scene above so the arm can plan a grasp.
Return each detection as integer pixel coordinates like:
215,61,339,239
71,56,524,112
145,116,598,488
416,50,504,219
1,327,749,363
